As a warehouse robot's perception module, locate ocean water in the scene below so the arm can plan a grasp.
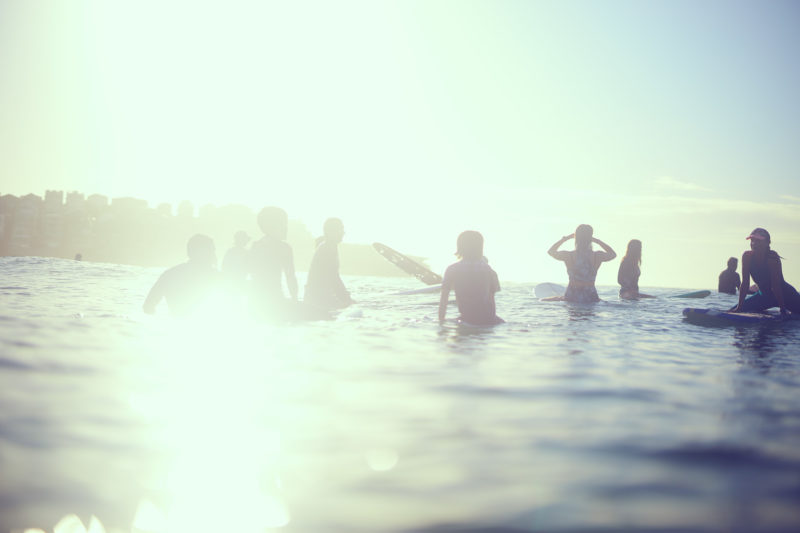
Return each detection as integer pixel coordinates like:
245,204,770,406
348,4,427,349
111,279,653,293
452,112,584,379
1,256,799,533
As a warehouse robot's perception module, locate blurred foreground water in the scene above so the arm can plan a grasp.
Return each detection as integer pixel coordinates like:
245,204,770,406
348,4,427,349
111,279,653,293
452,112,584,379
1,257,799,533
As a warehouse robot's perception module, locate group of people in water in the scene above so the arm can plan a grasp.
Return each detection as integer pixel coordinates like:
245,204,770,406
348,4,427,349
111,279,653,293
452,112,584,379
437,224,799,326
144,214,799,325
143,207,353,319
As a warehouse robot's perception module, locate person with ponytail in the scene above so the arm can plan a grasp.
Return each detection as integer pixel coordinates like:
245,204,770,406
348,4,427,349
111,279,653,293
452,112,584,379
547,224,616,303
618,239,654,299
732,228,800,316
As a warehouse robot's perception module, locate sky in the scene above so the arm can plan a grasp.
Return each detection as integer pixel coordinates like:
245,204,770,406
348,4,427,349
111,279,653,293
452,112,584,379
1,0,799,288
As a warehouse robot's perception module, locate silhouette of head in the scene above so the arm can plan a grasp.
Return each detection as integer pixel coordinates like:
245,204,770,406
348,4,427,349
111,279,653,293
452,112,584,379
746,227,770,245
625,239,642,264
574,224,593,250
323,217,345,244
258,207,288,240
727,257,738,269
187,234,216,266
234,230,250,247
456,230,484,260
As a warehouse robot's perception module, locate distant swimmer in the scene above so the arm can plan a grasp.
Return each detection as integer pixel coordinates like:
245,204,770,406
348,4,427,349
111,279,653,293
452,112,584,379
732,228,800,316
249,207,299,318
74,253,82,261
618,239,654,299
439,230,503,326
718,257,741,295
222,230,251,285
143,234,220,316
304,217,354,311
547,224,616,303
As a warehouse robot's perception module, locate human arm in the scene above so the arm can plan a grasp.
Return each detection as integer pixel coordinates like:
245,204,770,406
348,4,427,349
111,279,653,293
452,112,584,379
142,272,167,314
593,237,617,262
734,252,751,312
547,234,573,261
767,252,788,315
438,271,453,323
284,245,298,301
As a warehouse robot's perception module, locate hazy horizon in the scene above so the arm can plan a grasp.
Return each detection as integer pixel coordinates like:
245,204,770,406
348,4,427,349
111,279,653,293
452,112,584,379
2,0,799,289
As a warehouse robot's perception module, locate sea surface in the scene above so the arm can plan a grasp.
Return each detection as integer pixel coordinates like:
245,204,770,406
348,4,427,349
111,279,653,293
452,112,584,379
1,256,799,533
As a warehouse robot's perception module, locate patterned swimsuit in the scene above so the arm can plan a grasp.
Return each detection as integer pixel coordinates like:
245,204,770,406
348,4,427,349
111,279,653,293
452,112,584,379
564,250,600,303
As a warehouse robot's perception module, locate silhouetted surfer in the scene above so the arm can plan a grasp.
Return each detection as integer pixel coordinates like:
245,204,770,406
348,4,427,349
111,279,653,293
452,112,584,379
548,224,616,303
618,239,654,299
718,257,741,295
249,207,299,319
143,234,220,316
439,230,503,326
222,230,251,286
304,217,354,311
732,228,800,316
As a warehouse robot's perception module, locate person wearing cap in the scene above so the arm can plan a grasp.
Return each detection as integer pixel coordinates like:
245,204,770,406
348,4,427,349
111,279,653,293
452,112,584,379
718,257,741,295
732,228,800,316
548,224,616,303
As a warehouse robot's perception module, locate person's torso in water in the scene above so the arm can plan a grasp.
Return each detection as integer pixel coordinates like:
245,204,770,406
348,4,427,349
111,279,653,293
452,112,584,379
250,236,292,301
443,258,502,325
564,249,601,303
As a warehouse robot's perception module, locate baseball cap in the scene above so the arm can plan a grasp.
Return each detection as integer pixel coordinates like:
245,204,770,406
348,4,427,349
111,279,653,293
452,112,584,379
746,228,770,241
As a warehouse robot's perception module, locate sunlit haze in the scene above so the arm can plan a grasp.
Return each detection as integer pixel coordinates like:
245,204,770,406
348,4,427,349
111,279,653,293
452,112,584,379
2,0,798,288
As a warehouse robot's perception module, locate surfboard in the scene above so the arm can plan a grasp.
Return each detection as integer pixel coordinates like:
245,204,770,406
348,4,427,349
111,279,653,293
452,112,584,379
394,284,442,295
683,307,798,326
372,243,443,285
672,290,711,299
534,282,565,299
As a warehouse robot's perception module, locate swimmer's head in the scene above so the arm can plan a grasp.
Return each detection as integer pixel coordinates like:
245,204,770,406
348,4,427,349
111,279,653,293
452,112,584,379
258,207,288,240
456,230,484,260
624,239,642,265
323,217,345,243
574,224,593,249
746,227,770,244
187,234,216,266
727,256,738,269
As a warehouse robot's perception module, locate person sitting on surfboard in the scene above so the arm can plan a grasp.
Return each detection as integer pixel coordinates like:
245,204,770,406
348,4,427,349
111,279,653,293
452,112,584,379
618,239,654,299
547,224,616,303
439,230,503,326
304,217,354,311
732,228,800,316
718,257,741,295
249,206,299,319
143,234,221,316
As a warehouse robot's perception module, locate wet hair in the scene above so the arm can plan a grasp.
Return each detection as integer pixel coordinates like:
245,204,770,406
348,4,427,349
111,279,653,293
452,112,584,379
257,207,288,240
623,239,642,266
456,230,484,260
186,234,215,264
727,256,738,269
574,224,593,251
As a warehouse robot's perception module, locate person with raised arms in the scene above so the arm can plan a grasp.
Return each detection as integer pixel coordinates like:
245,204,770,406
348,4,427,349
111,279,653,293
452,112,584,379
618,239,654,299
439,230,503,326
732,228,800,316
547,224,616,303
